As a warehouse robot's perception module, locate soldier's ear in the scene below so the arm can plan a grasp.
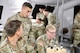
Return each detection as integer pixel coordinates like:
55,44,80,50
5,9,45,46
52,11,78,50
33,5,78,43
15,29,20,36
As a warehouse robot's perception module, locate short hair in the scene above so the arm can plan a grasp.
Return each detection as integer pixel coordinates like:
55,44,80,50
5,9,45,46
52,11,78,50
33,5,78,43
22,2,32,9
39,5,46,9
46,24,56,31
4,20,22,37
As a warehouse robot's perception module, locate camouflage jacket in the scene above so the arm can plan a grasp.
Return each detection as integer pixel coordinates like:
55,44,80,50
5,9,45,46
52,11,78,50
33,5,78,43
36,34,58,53
31,21,45,40
47,13,56,25
36,12,45,20
0,38,36,53
73,15,80,46
0,38,27,53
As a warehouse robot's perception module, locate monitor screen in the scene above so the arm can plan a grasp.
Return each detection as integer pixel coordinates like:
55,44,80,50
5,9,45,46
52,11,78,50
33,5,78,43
0,6,3,20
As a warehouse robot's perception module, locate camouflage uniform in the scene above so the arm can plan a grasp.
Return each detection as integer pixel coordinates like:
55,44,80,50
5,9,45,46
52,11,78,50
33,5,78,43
35,12,45,39
46,13,60,31
73,12,80,46
0,38,35,53
31,21,45,40
36,34,58,53
36,12,45,20
1,12,35,52
0,39,26,53
47,13,56,25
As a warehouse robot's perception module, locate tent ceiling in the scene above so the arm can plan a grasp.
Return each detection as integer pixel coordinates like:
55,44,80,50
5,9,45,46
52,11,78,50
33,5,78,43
30,0,72,5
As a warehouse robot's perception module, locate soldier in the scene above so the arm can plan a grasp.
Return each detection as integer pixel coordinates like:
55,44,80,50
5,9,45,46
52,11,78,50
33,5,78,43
36,24,58,53
31,6,46,40
73,11,80,46
0,20,26,53
1,2,35,53
43,8,60,30
36,5,46,20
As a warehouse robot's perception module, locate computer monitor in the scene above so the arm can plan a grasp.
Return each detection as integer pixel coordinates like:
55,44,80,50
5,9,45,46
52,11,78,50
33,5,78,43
0,6,3,20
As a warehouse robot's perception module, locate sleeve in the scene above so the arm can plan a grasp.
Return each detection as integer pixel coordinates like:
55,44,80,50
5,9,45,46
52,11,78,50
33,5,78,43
25,19,36,53
72,18,80,32
29,18,36,43
37,43,45,53
48,13,56,25
72,15,80,46
0,46,9,53
36,36,45,53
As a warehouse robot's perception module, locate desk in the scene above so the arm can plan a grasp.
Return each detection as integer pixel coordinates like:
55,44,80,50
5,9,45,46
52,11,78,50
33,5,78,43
47,47,66,53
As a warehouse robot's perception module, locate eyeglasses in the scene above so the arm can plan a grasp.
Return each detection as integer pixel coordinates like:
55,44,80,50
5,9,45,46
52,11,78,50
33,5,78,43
47,31,56,34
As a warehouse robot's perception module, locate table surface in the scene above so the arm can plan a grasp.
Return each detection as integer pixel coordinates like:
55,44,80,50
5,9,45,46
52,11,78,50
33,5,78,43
46,47,66,53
